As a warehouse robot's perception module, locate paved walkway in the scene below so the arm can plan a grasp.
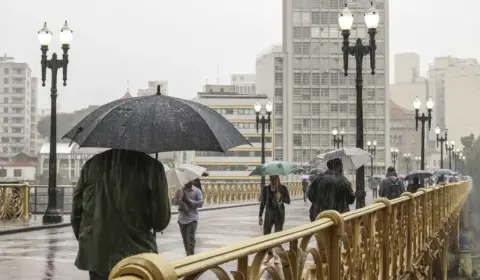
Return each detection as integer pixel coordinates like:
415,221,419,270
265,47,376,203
0,196,375,279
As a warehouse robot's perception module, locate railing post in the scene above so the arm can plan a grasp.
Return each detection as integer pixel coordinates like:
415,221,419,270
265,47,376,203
22,183,29,220
375,197,392,279
401,192,415,272
318,210,344,280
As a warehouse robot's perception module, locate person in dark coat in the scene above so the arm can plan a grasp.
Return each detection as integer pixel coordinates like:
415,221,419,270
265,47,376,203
307,158,355,222
259,175,291,265
407,176,422,193
379,167,405,199
71,149,171,280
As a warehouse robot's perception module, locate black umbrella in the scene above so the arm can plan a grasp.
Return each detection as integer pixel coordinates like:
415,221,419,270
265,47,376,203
63,86,251,153
404,170,433,181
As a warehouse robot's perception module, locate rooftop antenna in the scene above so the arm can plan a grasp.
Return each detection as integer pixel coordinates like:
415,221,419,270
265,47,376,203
126,80,130,93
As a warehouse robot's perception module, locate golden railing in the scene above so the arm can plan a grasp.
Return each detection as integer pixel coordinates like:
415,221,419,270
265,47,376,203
168,181,303,205
0,183,29,220
110,180,471,280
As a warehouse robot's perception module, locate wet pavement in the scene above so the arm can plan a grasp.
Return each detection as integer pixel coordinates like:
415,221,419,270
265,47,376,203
0,195,374,279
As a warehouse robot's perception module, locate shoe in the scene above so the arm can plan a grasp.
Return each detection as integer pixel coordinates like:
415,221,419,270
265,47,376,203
273,255,280,265
263,255,273,264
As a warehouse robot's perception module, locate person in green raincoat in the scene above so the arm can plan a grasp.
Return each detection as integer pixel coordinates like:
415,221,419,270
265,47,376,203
71,149,171,280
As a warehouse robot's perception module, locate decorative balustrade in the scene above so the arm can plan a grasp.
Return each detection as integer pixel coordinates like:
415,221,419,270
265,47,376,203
110,180,472,280
3,181,303,219
0,183,29,220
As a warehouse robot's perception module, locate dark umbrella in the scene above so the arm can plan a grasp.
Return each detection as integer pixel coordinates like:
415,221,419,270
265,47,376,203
63,86,251,153
405,170,433,181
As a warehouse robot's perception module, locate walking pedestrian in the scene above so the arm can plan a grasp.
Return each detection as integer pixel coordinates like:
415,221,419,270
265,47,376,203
300,174,309,202
407,176,422,193
307,158,355,221
379,167,405,199
259,175,291,264
71,149,171,280
172,180,204,256
371,179,379,198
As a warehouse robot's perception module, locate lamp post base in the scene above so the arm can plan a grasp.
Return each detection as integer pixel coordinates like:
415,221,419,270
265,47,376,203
42,209,63,224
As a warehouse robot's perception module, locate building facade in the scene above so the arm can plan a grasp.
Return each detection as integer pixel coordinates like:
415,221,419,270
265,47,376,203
0,56,38,156
189,85,272,181
278,0,390,172
137,80,168,96
390,100,418,173
231,74,256,94
428,57,480,146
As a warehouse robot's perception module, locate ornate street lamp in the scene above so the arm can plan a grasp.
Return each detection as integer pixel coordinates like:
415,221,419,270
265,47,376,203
453,149,462,172
435,127,448,169
415,156,421,170
338,2,379,209
391,148,398,167
38,21,73,224
404,153,411,173
446,141,455,170
254,100,272,190
413,96,434,170
367,140,376,189
332,128,345,149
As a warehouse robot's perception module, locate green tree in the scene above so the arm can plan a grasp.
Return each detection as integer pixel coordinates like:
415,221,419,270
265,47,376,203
37,105,100,142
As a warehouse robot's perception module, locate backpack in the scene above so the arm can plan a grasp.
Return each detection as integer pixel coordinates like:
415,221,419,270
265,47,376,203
388,178,402,199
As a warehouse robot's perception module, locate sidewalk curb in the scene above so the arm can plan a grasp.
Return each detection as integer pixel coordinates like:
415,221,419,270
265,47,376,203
0,198,303,236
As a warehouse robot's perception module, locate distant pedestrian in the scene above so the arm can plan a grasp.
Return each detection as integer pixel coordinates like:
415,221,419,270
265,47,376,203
300,174,309,202
259,175,291,265
407,176,422,193
172,180,204,256
307,158,355,221
379,167,405,199
71,149,171,280
371,179,379,198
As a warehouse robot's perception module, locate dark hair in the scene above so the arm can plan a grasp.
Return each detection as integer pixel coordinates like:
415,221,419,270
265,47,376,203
327,158,342,170
413,176,419,184
387,166,396,173
193,178,202,192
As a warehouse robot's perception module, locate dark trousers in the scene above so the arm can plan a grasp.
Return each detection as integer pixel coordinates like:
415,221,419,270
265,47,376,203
372,189,378,198
263,211,285,256
179,221,198,256
302,185,307,202
89,272,108,280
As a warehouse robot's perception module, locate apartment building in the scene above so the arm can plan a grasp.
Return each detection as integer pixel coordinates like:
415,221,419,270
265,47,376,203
0,56,38,156
231,74,256,94
190,85,273,181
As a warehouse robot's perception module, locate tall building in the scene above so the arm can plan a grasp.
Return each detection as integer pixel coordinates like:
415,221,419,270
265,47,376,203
428,57,480,146
0,56,38,156
190,85,272,181
137,80,168,96
231,74,256,94
390,100,418,172
394,53,420,84
279,0,390,173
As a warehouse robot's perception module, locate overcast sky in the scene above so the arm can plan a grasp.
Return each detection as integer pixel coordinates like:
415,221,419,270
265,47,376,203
1,0,478,112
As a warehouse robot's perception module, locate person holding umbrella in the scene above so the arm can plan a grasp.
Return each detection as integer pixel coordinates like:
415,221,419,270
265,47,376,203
259,175,291,264
71,149,171,280
172,180,204,256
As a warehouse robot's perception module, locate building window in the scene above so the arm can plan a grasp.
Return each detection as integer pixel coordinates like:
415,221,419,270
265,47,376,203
311,27,320,38
294,73,302,85
13,169,22,177
293,27,302,39
0,169,5,177
293,134,302,146
339,104,348,113
330,104,338,112
312,11,320,24
302,42,310,55
274,73,283,85
302,73,310,84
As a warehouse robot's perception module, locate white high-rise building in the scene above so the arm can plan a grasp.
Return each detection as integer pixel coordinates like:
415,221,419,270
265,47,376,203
278,0,390,173
231,74,256,95
428,57,480,146
0,56,38,156
137,80,168,96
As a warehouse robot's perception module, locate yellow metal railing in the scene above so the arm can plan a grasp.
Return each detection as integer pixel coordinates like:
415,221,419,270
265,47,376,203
168,181,302,205
0,183,29,220
109,181,471,280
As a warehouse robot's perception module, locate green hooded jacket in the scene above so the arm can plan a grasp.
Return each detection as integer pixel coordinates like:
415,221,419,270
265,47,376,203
71,149,171,275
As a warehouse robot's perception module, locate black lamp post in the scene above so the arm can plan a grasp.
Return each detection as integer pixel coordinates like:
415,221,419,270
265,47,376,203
435,127,448,169
453,149,462,172
38,21,73,224
367,140,376,189
445,141,455,170
413,96,434,170
332,128,345,149
391,148,398,167
403,153,411,173
460,156,466,174
338,2,379,209
254,100,272,190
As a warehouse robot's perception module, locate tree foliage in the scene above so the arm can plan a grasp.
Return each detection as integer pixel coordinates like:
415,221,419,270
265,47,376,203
37,105,100,142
